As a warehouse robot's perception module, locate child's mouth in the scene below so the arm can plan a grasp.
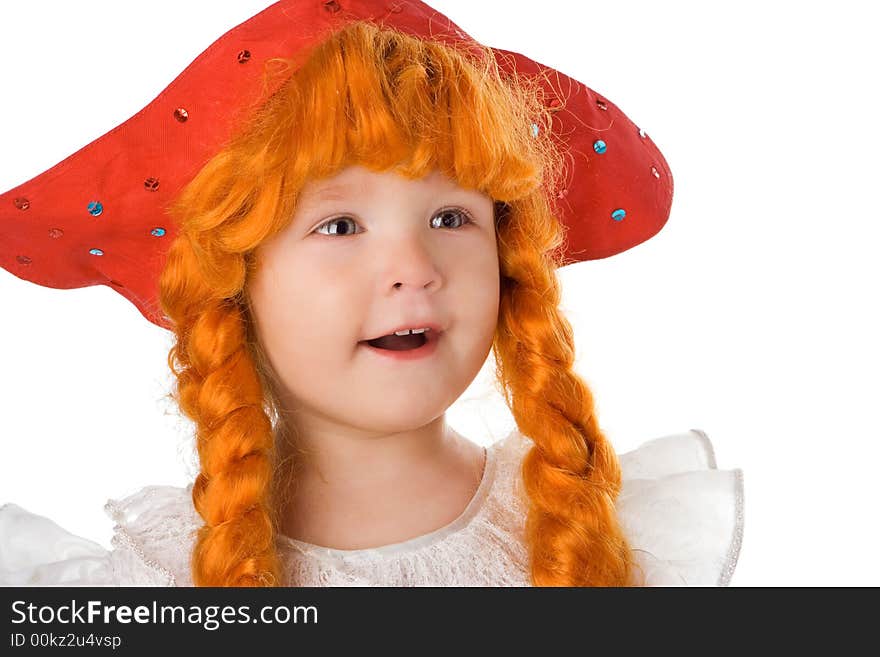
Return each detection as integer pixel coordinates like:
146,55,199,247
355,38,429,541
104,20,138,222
365,332,427,351
358,329,441,360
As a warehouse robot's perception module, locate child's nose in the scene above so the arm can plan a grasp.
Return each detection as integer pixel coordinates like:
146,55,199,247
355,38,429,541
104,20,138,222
379,234,443,293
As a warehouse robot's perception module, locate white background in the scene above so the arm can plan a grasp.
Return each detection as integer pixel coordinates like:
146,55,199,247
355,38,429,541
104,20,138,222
1,1,878,586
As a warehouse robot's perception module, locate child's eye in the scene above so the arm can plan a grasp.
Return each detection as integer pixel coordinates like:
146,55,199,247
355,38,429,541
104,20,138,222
313,207,474,237
314,216,360,237
430,207,474,230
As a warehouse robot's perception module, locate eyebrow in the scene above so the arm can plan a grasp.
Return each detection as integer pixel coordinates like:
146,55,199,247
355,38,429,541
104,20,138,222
296,184,359,212
315,184,356,200
300,180,483,210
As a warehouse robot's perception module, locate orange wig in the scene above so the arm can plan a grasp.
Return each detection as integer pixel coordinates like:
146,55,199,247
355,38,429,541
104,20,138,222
158,20,639,587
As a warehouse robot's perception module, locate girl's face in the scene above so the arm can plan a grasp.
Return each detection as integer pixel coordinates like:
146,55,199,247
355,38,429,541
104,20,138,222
247,165,499,435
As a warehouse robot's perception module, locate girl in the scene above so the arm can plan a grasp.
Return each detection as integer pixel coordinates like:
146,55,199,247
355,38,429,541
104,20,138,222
0,0,743,586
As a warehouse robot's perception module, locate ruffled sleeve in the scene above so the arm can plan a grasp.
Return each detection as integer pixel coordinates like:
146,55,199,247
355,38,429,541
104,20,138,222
615,428,744,586
0,502,115,586
103,484,199,586
0,484,199,587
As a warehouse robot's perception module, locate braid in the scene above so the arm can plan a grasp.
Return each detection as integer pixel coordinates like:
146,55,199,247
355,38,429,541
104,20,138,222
493,197,640,586
162,238,281,586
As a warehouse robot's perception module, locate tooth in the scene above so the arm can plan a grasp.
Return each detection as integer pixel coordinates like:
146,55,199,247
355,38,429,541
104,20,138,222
392,327,430,336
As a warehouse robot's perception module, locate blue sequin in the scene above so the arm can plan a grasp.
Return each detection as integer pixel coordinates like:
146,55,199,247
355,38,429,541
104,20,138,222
89,248,104,256
611,208,626,221
87,201,103,217
531,123,539,138
151,227,166,237
593,139,607,154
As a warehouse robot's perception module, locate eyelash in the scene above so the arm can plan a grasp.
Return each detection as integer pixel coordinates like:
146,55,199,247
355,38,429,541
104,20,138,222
313,206,475,237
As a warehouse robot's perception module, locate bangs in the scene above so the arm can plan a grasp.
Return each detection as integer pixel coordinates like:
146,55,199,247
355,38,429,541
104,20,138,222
253,21,558,232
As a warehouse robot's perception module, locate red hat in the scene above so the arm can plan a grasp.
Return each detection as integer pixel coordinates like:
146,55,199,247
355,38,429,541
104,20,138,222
0,0,673,332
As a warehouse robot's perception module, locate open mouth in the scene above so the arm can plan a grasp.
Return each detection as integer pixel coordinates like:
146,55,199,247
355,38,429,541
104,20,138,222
362,332,429,351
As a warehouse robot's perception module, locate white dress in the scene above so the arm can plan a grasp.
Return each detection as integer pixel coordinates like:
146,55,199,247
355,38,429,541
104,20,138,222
0,428,744,587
